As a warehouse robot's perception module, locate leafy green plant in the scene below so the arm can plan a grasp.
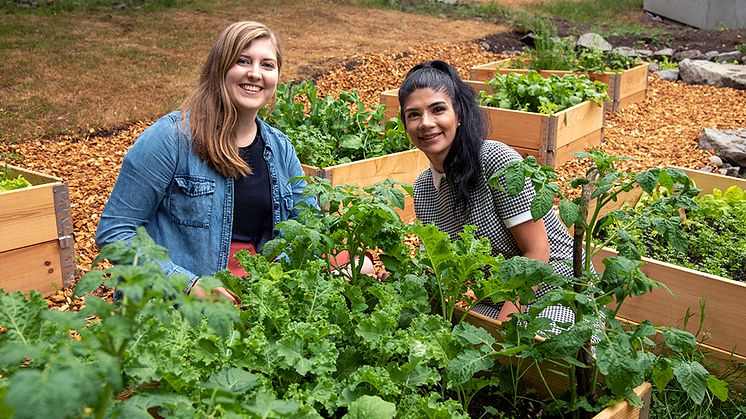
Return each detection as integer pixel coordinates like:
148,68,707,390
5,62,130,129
601,185,746,281
483,151,731,418
575,48,640,73
478,71,609,114
658,55,678,70
507,20,640,73
0,166,32,192
521,18,577,71
260,79,411,168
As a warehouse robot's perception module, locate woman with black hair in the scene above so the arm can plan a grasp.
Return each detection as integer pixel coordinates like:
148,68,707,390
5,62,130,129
398,60,576,325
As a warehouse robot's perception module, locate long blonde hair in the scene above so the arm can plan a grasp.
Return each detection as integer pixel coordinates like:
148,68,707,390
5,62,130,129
182,21,283,178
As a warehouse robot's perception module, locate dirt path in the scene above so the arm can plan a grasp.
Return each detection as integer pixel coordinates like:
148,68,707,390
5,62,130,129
0,1,505,141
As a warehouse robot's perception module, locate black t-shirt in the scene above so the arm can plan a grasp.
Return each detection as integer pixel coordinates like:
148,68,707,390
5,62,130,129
232,128,272,244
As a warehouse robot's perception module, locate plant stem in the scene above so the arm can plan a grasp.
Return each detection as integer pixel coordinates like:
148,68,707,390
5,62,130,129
572,170,598,418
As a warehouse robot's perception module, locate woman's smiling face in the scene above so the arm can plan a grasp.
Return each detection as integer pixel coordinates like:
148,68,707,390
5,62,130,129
224,36,279,117
402,87,459,172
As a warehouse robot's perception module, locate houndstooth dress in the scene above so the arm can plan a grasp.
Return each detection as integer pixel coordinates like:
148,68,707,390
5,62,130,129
414,140,578,332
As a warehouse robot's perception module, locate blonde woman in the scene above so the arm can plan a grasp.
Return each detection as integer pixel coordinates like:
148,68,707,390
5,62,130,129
96,21,316,302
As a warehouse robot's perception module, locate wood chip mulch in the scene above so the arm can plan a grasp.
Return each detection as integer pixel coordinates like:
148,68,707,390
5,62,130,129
2,40,745,309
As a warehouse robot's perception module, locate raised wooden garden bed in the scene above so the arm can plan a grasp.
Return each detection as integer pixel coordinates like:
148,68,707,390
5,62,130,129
0,164,75,294
380,81,605,168
469,59,649,112
300,149,430,222
454,306,653,418
592,167,746,369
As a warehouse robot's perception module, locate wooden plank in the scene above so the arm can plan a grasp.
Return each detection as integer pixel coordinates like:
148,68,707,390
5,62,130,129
675,166,746,195
617,63,649,103
554,128,604,167
616,89,648,111
593,247,746,359
326,148,428,223
5,163,62,186
554,100,606,148
0,184,59,253
618,316,746,382
301,164,321,179
468,61,649,113
592,382,651,419
323,149,427,188
380,89,400,120
482,106,547,150
0,240,63,294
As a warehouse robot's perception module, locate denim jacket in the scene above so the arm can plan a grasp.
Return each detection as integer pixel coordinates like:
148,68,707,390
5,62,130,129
95,111,316,280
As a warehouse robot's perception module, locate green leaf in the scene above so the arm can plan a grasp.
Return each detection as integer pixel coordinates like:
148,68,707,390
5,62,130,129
706,374,729,402
672,360,709,404
447,349,494,388
243,391,303,417
530,183,558,221
651,365,674,391
558,199,580,227
344,395,396,419
4,365,101,419
663,328,697,354
205,368,259,394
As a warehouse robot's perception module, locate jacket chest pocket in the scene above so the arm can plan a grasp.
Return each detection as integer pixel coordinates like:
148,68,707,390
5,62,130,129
168,176,215,228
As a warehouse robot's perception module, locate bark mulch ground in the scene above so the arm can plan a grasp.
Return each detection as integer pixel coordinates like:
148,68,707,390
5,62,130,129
2,40,745,307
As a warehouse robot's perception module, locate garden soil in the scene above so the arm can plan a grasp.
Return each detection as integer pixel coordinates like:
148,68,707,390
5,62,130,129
1,5,745,307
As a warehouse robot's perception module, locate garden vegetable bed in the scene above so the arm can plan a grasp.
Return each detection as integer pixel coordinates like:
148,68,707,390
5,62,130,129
592,167,746,368
263,80,427,222
380,79,605,167
470,59,649,112
0,164,75,294
457,307,654,419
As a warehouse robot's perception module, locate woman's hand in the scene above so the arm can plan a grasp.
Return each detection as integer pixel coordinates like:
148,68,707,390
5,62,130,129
189,281,241,305
496,301,521,323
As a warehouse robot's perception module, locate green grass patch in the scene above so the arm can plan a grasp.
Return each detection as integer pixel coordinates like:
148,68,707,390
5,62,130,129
348,0,519,26
0,0,188,14
535,0,643,25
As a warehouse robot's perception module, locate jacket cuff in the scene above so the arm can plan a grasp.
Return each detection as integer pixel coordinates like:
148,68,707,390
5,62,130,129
184,275,200,294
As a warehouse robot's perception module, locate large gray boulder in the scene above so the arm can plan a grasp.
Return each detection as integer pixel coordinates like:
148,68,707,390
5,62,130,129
698,128,746,168
678,59,746,89
577,33,612,51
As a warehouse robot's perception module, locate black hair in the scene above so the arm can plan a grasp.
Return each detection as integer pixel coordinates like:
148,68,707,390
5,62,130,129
398,60,486,209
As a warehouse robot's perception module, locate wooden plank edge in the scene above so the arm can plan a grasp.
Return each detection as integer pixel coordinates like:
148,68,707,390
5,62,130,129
592,382,652,419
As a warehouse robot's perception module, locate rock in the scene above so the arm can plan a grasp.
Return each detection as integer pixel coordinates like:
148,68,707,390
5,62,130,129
679,59,746,89
698,128,746,167
112,1,127,10
709,155,724,167
727,167,742,177
614,46,638,57
653,48,674,59
435,0,458,3
704,50,720,61
647,62,660,72
715,51,742,64
645,12,663,22
636,49,653,58
674,49,704,61
576,33,612,51
657,69,680,81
